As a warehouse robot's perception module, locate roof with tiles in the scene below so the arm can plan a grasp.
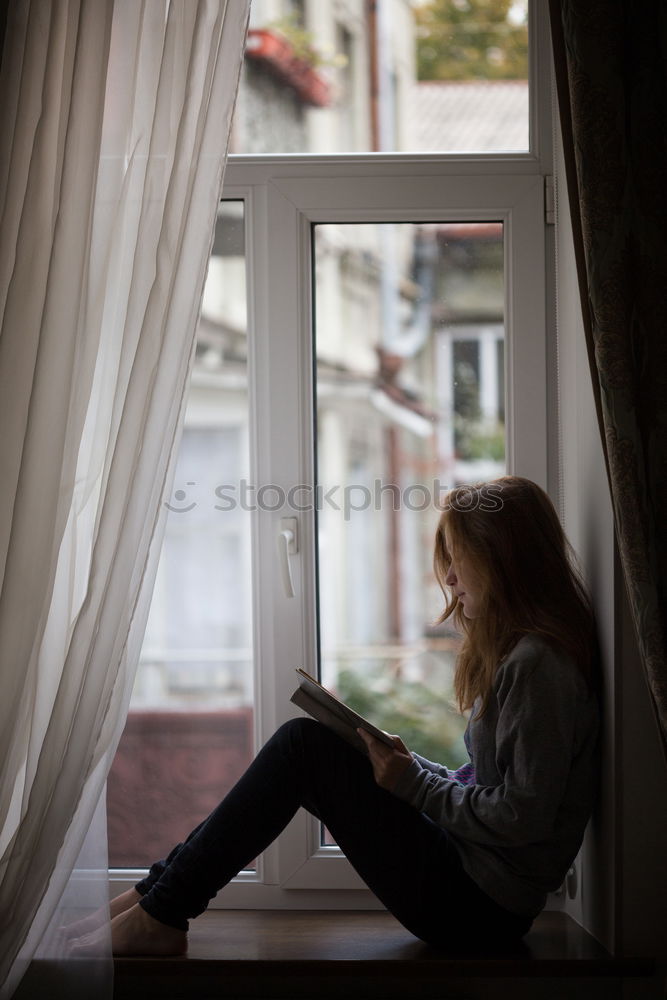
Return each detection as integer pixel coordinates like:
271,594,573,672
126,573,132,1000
407,80,529,153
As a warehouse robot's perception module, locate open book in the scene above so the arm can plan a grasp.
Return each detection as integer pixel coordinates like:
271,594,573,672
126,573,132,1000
290,668,395,755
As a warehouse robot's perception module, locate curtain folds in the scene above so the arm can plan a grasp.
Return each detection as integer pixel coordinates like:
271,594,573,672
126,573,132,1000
0,1,250,996
549,0,667,755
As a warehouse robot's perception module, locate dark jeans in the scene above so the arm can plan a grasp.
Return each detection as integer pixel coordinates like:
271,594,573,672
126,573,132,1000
135,718,533,948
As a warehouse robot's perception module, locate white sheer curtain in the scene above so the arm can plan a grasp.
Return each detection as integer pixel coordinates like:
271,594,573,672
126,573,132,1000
0,1,250,996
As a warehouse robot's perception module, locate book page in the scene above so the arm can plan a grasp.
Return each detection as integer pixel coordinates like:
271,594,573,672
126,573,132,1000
292,668,394,748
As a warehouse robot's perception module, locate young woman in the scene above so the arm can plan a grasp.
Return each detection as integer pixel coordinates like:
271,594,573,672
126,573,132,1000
74,475,600,956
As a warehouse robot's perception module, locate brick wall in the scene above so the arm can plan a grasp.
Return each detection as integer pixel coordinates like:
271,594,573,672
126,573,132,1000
107,709,253,869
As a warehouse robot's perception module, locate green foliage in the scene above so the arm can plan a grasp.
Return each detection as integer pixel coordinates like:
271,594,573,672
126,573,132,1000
335,664,468,766
269,14,348,69
416,0,529,81
455,417,505,460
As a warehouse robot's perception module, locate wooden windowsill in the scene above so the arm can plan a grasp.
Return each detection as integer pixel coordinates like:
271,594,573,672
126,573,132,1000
111,909,655,1000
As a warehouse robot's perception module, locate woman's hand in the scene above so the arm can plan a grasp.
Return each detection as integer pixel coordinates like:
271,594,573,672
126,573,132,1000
357,729,413,791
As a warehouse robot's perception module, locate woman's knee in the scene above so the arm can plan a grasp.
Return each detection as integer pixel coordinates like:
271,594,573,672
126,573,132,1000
274,716,328,748
278,716,315,735
271,717,352,765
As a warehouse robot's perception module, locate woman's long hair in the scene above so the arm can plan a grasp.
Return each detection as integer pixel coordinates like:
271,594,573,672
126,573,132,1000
433,476,598,717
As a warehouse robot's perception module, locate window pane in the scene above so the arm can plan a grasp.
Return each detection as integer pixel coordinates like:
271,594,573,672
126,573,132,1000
314,221,505,842
232,0,529,154
107,203,255,870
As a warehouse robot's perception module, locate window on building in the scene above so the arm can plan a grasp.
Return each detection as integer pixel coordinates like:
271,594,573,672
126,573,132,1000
107,202,255,871
235,0,529,154
109,0,553,903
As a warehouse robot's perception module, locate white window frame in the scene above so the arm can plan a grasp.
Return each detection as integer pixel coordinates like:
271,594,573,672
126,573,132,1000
110,0,556,908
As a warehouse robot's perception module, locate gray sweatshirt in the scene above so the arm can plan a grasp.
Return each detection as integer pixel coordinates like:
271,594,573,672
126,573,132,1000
392,633,599,917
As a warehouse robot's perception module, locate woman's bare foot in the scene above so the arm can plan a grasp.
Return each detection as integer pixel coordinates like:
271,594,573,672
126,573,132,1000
61,887,142,940
110,903,187,956
110,888,143,920
68,902,187,958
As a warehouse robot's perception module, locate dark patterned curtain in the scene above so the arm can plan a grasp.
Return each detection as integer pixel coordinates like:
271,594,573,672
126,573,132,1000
549,1,667,755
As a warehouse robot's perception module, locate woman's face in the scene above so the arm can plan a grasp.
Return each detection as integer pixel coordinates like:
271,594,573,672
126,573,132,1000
444,526,484,619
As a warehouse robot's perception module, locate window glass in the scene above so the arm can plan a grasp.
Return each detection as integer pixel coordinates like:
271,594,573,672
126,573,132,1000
107,203,255,870
232,0,529,154
313,221,505,847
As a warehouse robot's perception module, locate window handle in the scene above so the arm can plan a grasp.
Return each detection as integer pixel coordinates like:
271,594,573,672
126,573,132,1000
278,517,298,598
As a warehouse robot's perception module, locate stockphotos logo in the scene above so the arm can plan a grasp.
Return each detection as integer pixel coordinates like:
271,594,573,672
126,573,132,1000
164,480,504,519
